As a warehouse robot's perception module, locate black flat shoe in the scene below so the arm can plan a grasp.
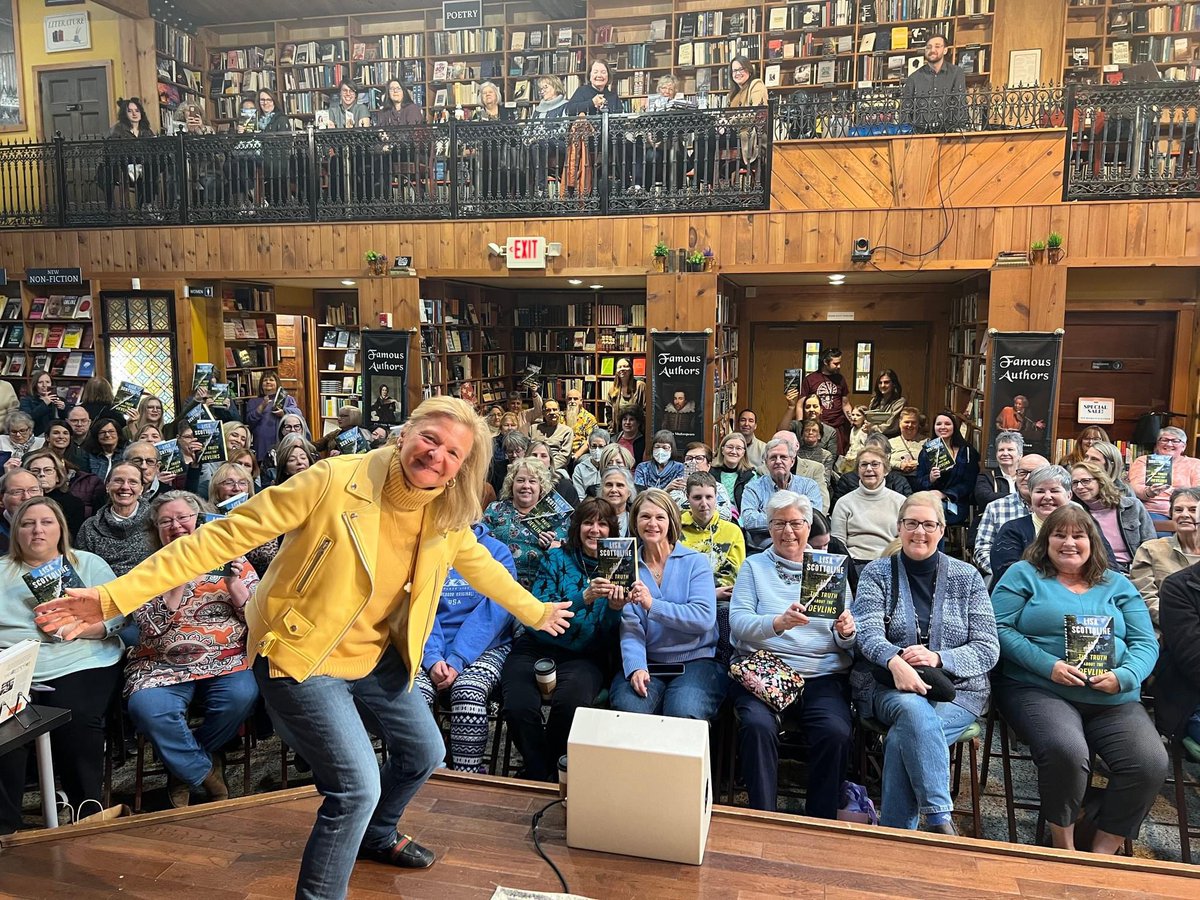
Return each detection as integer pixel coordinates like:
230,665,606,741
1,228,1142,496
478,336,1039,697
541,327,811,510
357,833,436,869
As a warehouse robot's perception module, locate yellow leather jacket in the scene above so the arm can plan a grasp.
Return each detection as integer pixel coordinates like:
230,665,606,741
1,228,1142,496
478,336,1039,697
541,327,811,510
99,448,552,682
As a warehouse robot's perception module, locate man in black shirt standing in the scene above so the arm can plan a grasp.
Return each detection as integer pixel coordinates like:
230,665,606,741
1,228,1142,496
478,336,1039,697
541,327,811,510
901,34,967,133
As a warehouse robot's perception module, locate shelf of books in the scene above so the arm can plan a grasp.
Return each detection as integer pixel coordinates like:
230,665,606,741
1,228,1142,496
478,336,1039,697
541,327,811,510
211,281,278,404
713,279,740,446
1063,0,1200,85
18,282,98,396
946,281,989,453
316,290,362,430
156,21,207,133
418,282,509,406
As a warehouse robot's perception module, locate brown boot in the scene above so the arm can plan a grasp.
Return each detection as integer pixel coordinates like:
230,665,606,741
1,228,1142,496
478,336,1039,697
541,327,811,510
201,754,228,802
167,774,191,809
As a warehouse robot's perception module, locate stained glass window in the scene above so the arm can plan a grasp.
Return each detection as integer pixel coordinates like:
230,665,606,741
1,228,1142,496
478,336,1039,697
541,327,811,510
100,292,179,424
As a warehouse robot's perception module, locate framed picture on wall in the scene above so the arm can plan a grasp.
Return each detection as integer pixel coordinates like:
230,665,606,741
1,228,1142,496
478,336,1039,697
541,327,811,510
0,0,25,130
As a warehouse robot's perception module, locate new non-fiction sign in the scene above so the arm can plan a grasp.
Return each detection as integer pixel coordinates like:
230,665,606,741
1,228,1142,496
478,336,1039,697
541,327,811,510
987,331,1063,464
361,329,410,430
443,0,482,30
505,236,546,269
651,332,708,449
25,267,82,286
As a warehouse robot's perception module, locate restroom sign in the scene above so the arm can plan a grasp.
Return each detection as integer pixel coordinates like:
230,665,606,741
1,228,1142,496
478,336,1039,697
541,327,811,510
1077,397,1115,425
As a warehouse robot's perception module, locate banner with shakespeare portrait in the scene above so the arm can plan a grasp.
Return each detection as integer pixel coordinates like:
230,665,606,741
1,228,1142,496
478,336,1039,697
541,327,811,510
361,329,411,431
986,331,1063,465
650,332,708,450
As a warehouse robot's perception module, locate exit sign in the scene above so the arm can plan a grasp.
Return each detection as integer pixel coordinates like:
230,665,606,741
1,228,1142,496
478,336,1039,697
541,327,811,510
506,236,546,269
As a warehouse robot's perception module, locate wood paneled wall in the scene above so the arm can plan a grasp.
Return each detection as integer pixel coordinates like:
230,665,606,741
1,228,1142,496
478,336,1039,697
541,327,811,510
771,132,1066,211
6,200,1200,280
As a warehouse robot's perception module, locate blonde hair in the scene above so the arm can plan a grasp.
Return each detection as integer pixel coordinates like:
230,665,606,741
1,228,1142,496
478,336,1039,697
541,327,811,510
8,497,76,566
599,443,635,470
882,490,945,557
629,488,682,546
222,421,252,450
402,396,492,532
1070,461,1121,508
208,462,256,505
501,456,554,501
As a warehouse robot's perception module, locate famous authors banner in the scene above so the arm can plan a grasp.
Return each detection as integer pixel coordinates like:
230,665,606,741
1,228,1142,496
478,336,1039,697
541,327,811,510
651,332,708,449
987,331,1063,464
361,329,410,430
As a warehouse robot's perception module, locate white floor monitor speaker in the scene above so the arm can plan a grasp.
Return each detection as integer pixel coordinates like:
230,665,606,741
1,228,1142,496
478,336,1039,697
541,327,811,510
565,707,712,865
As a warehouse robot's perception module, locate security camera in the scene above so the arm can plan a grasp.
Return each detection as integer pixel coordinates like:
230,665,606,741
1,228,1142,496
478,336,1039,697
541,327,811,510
851,238,873,263
487,242,506,257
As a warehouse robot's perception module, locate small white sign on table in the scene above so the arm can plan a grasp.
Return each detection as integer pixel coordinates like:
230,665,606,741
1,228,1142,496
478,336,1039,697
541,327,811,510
1077,397,1115,425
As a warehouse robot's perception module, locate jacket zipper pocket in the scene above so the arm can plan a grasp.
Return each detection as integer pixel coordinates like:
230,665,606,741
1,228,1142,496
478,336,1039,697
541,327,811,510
295,537,334,594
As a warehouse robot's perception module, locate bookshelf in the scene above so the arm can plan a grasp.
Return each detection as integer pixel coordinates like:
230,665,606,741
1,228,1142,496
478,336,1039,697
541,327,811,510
418,281,510,406
946,281,989,453
156,21,208,133
165,1,998,130
18,281,97,394
1063,0,1200,84
713,279,740,446
212,281,279,405
315,290,362,431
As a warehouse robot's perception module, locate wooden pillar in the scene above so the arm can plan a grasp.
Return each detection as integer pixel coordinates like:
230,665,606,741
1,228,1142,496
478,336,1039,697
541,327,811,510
987,264,1067,333
358,276,422,417
646,271,719,439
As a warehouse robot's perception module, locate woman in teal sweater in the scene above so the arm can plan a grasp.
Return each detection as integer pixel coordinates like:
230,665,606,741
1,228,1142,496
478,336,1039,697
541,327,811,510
991,504,1165,853
500,497,625,781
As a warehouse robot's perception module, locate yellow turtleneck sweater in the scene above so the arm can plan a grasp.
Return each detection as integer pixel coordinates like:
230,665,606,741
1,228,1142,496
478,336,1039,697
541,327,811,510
314,451,443,679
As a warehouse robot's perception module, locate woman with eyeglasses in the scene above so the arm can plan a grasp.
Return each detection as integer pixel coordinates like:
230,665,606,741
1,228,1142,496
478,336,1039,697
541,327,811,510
1128,426,1200,520
1057,425,1110,469
0,497,121,834
41,423,105,519
237,89,291,207
991,505,1164,853
1070,462,1155,574
125,394,166,443
81,414,127,480
0,411,45,468
22,450,86,538
209,461,278,578
850,492,998,835
1131,487,1200,629
831,447,906,571
75,461,153,577
124,491,259,809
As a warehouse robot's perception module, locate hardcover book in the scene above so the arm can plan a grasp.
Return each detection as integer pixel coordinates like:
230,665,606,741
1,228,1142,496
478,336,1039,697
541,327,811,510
925,437,954,473
112,380,144,417
209,383,232,407
1064,614,1115,680
798,550,848,618
193,419,227,465
784,368,802,394
192,363,215,393
1145,454,1173,491
596,537,639,589
22,556,84,640
520,364,542,390
336,428,369,455
522,490,573,534
271,387,287,411
156,438,184,477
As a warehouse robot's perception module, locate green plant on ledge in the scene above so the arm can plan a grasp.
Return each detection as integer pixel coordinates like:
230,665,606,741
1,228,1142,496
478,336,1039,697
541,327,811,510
1046,232,1063,249
653,241,669,258
1031,240,1045,251
686,250,705,271
365,250,386,274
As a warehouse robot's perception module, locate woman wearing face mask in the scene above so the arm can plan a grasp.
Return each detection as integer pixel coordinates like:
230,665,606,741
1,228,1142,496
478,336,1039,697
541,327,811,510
634,431,684,491
571,428,611,498
915,410,979,528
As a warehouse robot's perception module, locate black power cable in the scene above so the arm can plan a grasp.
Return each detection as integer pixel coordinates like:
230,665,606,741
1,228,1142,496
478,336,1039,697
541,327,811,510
531,798,570,894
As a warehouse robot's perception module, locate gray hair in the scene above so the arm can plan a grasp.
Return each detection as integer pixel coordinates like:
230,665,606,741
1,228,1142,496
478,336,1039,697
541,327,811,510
1028,464,1072,495
599,465,635,492
994,430,1025,453
0,467,39,493
123,441,157,461
657,74,678,90
6,411,33,432
1169,487,1200,512
765,437,796,458
147,490,211,549
478,80,502,103
502,430,531,455
651,430,677,454
589,427,611,445
863,433,891,453
765,490,812,523
1160,426,1188,445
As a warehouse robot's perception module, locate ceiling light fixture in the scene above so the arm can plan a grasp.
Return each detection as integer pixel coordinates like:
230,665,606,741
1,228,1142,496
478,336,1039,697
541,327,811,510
568,279,583,285
589,284,604,290
341,279,356,286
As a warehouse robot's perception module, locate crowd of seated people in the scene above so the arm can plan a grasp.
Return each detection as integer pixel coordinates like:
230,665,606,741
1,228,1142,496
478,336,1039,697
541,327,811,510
2,365,1198,862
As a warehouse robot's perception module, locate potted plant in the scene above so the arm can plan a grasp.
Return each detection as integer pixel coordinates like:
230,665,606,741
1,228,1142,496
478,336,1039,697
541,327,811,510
686,249,705,272
1029,240,1046,264
1046,232,1065,264
365,250,386,275
652,240,669,272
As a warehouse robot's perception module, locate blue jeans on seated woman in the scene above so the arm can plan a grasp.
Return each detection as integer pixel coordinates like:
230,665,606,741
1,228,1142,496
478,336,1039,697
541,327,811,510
254,647,445,900
609,657,728,721
872,687,978,830
126,668,259,787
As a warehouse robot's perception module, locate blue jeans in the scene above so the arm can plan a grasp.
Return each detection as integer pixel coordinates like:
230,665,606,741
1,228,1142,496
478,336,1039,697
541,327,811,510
255,647,445,900
609,657,728,721
126,669,259,787
873,688,978,830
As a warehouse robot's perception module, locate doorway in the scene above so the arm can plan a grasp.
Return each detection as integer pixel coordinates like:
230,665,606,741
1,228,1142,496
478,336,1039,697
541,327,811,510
38,65,109,139
749,322,933,433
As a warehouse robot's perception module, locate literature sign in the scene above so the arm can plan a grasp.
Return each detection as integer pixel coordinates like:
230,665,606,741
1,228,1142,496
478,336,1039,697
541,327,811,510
986,332,1062,466
361,328,410,431
25,267,82,286
651,332,708,450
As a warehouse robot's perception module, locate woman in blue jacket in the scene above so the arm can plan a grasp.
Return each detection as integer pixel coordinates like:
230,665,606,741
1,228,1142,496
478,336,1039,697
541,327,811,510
611,488,725,720
414,523,515,773
916,410,979,527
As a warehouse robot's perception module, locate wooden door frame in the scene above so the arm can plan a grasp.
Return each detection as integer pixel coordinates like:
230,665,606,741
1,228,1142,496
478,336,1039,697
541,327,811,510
33,60,115,141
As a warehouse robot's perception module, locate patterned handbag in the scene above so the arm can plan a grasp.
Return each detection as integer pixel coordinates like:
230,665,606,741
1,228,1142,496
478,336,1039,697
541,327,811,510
729,649,805,713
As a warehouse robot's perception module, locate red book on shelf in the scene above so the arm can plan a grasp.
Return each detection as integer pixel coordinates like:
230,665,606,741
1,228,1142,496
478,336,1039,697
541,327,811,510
632,358,647,377
45,325,66,349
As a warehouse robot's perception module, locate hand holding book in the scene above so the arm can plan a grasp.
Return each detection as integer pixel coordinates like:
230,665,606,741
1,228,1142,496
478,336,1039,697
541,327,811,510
1050,658,1090,688
773,602,809,633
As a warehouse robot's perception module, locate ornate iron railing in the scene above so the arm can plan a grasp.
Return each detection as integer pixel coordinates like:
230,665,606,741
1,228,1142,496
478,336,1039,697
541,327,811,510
0,106,772,228
1062,82,1200,201
773,83,1065,139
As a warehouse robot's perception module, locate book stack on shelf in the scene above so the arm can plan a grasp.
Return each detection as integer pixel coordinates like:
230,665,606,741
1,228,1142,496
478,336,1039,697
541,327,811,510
712,281,740,445
206,41,278,123
156,20,207,132
17,283,97,386
1066,0,1200,84
315,291,363,427
213,282,278,402
419,287,508,404
946,284,989,449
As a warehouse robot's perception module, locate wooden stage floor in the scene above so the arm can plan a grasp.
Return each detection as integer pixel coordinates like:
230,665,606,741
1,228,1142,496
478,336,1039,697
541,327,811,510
1,771,1197,899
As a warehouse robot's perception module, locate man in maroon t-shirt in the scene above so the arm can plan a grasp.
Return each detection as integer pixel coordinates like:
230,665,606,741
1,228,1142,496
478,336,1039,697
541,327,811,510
783,348,852,455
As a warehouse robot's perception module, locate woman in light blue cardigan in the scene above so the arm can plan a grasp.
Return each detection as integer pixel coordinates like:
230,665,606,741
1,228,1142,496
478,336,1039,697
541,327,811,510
851,491,998,835
611,489,725,720
0,497,121,832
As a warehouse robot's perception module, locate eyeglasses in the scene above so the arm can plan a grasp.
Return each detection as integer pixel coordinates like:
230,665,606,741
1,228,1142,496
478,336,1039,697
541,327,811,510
768,520,808,532
127,456,157,466
156,514,198,529
858,460,883,469
766,454,793,463
684,455,708,463
1071,478,1096,488
8,428,30,438
1159,437,1185,446
1015,469,1035,477
4,487,42,498
900,518,943,533
26,467,56,477
216,479,251,491
281,423,304,431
